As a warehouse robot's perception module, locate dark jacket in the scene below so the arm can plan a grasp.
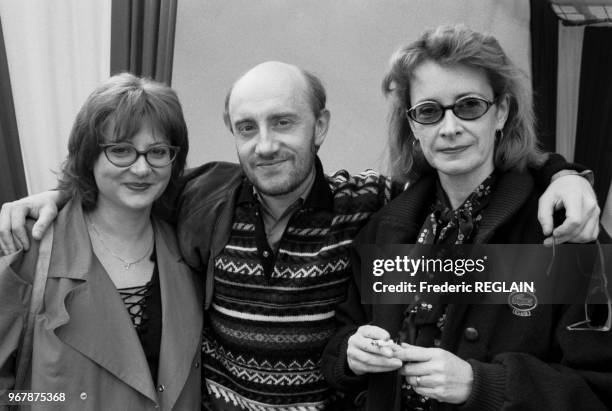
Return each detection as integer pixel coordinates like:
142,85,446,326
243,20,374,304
175,162,244,310
322,171,612,411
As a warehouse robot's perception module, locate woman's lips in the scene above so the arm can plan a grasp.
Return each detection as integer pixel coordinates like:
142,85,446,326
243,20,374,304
438,145,470,154
124,182,153,191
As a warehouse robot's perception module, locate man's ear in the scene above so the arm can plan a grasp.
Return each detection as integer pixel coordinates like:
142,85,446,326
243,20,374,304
314,109,330,147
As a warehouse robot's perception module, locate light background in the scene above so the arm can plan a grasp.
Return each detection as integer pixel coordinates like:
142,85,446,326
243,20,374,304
172,0,531,175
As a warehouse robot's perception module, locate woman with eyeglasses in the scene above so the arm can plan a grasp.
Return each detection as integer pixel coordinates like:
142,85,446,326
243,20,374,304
0,73,202,410
322,25,612,410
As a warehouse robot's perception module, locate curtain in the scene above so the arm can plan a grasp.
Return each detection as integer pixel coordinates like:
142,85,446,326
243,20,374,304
0,15,27,204
603,186,612,236
111,0,178,85
0,0,111,194
530,0,558,152
574,27,612,209
556,25,584,162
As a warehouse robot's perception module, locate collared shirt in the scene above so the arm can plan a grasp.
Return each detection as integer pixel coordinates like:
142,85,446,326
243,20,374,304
253,171,315,252
234,159,334,276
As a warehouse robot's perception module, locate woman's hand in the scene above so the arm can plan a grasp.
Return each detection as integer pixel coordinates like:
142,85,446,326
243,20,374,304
346,325,403,375
395,343,473,404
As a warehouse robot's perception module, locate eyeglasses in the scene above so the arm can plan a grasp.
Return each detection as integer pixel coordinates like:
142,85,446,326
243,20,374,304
99,143,179,168
567,241,611,332
406,96,496,125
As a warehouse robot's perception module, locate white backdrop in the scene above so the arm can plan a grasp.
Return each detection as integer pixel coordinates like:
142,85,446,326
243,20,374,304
556,24,584,162
172,0,532,175
0,0,111,194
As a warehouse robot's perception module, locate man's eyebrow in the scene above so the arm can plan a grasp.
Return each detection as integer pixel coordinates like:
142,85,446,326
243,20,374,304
269,112,299,120
233,118,254,127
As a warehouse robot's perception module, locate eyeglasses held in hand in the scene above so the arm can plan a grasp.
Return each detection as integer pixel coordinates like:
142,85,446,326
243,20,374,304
406,96,496,125
567,240,611,332
99,143,180,168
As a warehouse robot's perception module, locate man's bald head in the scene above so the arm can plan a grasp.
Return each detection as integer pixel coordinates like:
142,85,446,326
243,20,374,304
223,61,326,132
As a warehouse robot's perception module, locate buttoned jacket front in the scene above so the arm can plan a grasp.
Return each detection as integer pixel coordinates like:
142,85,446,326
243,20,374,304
0,200,202,411
322,171,612,411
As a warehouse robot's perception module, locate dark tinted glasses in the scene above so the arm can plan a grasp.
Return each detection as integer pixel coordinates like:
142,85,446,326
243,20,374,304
406,96,496,125
99,143,180,168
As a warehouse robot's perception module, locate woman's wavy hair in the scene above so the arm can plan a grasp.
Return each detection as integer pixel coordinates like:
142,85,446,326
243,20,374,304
382,25,545,183
57,73,189,211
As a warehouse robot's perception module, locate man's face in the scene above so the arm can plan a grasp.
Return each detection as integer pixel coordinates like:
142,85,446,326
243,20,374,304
228,64,328,197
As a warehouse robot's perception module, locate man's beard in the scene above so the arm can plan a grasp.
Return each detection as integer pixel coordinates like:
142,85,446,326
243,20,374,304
241,143,316,197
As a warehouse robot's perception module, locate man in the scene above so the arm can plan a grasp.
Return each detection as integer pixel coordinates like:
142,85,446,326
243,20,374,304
0,62,600,410
174,62,414,410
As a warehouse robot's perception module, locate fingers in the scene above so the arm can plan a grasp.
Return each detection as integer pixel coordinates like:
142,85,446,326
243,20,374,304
581,215,600,242
400,349,474,404
551,200,600,245
357,324,392,340
400,360,434,377
354,325,398,356
10,204,30,250
0,192,61,252
537,191,558,237
540,174,600,244
406,374,435,388
348,326,396,359
412,385,438,398
346,326,403,375
393,343,433,363
0,202,26,253
0,203,14,253
31,205,57,240
346,344,402,375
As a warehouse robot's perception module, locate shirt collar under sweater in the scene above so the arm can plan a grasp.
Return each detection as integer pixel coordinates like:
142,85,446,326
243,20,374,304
236,155,334,251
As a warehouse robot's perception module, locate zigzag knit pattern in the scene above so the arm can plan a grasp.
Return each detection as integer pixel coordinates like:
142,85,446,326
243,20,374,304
203,169,397,410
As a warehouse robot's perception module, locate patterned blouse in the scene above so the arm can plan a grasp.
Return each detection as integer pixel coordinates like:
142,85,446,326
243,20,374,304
400,173,496,411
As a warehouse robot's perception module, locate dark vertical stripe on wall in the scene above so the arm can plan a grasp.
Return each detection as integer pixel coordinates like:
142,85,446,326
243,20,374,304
155,0,177,83
574,27,612,207
110,0,177,85
111,0,132,75
530,0,558,152
0,16,28,204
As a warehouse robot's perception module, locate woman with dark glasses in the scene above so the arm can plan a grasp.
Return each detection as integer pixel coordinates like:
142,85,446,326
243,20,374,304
0,73,202,410
323,25,612,410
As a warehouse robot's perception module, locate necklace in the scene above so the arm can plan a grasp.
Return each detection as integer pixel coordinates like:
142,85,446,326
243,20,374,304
86,216,154,270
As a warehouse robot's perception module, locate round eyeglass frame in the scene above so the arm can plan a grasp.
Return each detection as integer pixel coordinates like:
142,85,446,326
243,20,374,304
99,143,180,168
406,96,497,125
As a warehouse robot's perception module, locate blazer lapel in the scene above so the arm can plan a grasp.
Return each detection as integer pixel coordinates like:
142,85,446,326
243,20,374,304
154,218,203,411
45,200,158,403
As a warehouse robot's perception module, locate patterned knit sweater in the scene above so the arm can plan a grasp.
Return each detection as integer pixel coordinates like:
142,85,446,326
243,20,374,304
202,161,401,411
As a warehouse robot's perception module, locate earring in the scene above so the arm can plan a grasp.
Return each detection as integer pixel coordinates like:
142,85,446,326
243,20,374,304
495,129,504,141
412,138,420,149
